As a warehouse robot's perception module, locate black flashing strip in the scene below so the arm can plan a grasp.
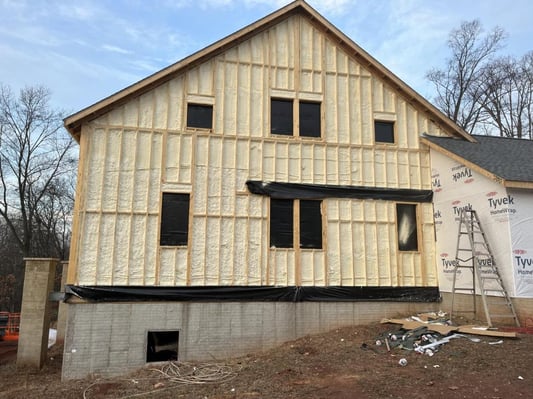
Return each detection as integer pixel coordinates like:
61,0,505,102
246,181,433,202
65,285,440,303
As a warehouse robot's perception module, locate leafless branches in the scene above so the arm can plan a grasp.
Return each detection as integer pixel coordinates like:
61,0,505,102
0,84,76,258
426,20,506,134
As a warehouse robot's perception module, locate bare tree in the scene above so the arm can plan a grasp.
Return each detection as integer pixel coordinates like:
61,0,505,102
426,20,506,133
0,84,76,258
33,176,74,259
0,221,23,311
481,53,533,139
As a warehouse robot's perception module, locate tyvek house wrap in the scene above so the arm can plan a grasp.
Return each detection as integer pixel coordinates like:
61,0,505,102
430,150,533,298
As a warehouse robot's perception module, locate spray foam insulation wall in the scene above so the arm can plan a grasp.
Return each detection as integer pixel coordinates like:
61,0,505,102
70,14,442,287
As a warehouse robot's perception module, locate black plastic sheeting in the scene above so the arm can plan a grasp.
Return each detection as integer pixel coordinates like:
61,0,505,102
299,200,322,248
186,103,213,129
65,285,440,303
160,193,190,246
246,181,433,202
270,199,294,248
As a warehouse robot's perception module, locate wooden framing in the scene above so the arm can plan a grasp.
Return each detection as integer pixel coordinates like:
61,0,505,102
64,1,465,289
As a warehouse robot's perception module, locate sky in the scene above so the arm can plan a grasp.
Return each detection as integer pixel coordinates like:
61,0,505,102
1,0,532,115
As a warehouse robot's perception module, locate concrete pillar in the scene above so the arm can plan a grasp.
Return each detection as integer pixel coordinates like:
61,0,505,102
17,258,59,369
55,261,69,344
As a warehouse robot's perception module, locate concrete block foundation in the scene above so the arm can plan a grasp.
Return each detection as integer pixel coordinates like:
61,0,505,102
17,258,58,369
62,300,439,379
440,292,533,326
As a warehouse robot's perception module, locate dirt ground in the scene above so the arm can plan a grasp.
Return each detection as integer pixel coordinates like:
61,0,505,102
1,318,532,399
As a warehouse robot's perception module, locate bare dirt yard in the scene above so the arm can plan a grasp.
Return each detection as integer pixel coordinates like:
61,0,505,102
1,317,532,399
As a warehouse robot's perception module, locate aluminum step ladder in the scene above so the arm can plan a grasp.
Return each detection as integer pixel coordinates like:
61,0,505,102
450,208,520,327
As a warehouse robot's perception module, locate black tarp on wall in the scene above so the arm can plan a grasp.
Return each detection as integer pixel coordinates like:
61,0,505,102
246,180,433,202
66,285,440,303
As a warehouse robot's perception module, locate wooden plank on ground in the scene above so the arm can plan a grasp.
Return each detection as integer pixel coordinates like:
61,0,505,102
457,325,517,338
381,318,518,338
381,318,457,335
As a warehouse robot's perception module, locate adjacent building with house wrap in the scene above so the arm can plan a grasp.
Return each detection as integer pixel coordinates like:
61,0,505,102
62,0,474,378
423,134,533,314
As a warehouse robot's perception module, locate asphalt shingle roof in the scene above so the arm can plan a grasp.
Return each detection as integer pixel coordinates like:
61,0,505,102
423,134,533,183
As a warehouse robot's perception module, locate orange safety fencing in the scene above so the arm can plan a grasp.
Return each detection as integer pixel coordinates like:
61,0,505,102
0,312,20,341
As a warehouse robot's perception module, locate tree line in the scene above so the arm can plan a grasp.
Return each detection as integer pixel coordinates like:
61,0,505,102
427,20,533,139
0,85,76,311
0,19,532,312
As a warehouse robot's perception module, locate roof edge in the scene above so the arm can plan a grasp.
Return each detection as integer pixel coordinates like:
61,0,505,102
503,180,533,190
300,7,474,143
64,0,474,143
420,136,507,187
64,0,306,136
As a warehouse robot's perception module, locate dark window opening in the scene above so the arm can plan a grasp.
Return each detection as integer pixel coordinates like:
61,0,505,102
299,200,322,248
397,203,418,251
146,330,179,363
270,199,294,248
160,193,190,246
375,121,395,143
299,101,321,138
187,103,213,129
271,99,293,135
270,199,322,249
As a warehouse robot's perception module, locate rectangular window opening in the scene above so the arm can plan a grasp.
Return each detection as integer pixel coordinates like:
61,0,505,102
299,200,322,249
270,198,294,248
375,120,395,143
271,99,293,136
146,330,179,363
397,203,418,251
270,199,323,249
160,193,190,246
187,103,213,129
299,101,321,138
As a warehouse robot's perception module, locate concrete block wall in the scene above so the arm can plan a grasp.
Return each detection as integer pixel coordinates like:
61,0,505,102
17,258,58,369
62,300,439,379
440,292,533,326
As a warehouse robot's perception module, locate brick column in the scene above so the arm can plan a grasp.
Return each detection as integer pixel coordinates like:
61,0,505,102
55,261,69,344
17,258,59,369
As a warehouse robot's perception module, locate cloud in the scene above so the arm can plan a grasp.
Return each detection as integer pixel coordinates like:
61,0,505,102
240,0,290,8
101,44,133,55
129,59,164,73
198,0,234,8
57,3,100,21
307,0,352,16
333,0,453,96
0,24,63,47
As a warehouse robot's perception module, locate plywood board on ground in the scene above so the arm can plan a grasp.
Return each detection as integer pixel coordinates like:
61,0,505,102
381,318,517,338
381,318,457,335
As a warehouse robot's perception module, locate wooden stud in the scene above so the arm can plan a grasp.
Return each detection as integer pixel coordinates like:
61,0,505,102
294,199,301,286
65,12,448,292
66,124,90,285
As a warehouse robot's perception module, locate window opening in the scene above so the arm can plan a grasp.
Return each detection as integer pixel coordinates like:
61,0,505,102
270,199,322,249
187,103,213,129
270,199,294,248
160,193,190,246
375,120,395,143
397,203,418,251
299,200,322,249
299,101,321,138
271,99,293,136
271,98,322,138
146,330,179,362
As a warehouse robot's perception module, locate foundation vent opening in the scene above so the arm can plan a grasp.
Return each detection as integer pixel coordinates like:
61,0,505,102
146,330,179,362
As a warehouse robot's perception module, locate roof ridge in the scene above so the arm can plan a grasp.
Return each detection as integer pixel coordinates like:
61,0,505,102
64,0,473,144
472,134,533,142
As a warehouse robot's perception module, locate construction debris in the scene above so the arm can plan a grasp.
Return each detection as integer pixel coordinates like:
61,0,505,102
381,312,518,338
376,312,518,357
